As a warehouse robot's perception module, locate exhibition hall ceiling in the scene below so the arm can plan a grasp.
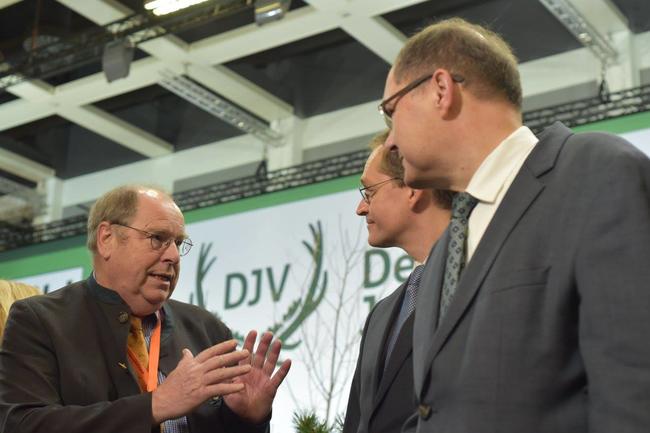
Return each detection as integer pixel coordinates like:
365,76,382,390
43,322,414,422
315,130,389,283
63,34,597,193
0,0,648,188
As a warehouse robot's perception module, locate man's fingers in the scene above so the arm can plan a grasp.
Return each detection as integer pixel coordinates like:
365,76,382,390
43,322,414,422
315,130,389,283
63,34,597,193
181,348,194,361
241,331,257,366
262,340,282,376
204,382,245,398
195,339,238,363
203,364,251,385
202,349,249,372
269,359,292,389
252,332,273,369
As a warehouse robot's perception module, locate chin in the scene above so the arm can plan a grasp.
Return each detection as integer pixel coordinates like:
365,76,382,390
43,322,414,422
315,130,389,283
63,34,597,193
368,236,393,249
404,168,439,189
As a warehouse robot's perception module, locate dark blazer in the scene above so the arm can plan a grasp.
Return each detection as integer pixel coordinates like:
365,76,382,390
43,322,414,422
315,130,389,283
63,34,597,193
344,281,416,433
0,278,267,433
409,123,650,433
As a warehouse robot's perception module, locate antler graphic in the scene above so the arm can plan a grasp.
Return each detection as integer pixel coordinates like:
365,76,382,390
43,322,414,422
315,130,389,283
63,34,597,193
268,221,328,350
194,242,216,312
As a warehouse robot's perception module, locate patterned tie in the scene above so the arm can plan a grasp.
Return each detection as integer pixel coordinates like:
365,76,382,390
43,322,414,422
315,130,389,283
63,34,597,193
438,192,478,325
385,264,425,364
127,316,149,392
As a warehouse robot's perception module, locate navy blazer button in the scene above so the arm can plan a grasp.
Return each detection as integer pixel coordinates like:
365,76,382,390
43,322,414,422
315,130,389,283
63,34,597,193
118,312,129,324
418,404,432,419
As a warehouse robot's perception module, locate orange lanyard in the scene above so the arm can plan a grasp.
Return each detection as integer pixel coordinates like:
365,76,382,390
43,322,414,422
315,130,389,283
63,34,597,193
146,318,161,392
127,316,162,392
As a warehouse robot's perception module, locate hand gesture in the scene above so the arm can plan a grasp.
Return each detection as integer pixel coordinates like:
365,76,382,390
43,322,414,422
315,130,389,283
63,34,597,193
152,340,251,423
223,331,292,423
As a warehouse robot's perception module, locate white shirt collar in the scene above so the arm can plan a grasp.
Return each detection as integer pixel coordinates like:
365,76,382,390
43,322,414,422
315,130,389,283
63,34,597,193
466,126,538,203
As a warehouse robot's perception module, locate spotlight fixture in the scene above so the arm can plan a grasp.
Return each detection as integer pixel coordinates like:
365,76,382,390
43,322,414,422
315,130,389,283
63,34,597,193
144,0,210,16
254,0,291,26
102,39,134,82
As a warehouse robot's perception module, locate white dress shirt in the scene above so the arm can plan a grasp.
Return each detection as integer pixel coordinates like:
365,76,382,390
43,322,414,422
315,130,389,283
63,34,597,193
465,126,539,262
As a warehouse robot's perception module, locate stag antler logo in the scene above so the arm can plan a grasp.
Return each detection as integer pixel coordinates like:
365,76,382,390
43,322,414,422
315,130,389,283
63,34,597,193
193,221,328,350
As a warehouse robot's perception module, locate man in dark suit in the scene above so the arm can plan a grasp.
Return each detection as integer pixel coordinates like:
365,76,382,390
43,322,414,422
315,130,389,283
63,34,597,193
0,185,291,433
343,131,451,433
381,17,650,433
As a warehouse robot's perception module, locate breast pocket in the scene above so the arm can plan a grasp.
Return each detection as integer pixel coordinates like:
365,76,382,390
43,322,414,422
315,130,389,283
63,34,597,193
482,266,550,294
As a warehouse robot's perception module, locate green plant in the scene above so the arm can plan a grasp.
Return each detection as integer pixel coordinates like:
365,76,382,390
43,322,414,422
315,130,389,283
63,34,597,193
292,410,331,433
292,409,344,433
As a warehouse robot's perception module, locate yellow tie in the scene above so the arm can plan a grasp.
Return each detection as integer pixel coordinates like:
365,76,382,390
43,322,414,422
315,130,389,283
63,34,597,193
127,316,149,392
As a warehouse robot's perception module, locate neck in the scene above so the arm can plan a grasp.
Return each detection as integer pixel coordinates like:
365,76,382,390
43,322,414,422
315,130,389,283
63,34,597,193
447,100,522,191
399,207,451,263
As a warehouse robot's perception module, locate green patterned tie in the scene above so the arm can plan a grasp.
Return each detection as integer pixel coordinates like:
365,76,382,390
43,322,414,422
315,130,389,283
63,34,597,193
438,192,478,325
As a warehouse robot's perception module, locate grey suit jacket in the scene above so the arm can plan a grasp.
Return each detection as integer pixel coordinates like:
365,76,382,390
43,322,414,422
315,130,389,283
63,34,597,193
0,278,268,433
409,122,650,433
344,281,416,433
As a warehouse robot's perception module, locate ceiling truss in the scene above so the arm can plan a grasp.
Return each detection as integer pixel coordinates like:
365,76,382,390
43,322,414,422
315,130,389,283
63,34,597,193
0,0,648,227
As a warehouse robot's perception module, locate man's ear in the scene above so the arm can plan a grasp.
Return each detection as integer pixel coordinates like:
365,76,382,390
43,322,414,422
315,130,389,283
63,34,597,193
432,69,460,118
96,222,116,260
408,188,427,211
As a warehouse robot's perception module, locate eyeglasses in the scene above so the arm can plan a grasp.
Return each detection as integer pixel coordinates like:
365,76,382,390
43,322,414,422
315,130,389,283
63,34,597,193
359,177,401,204
378,72,465,128
112,223,193,256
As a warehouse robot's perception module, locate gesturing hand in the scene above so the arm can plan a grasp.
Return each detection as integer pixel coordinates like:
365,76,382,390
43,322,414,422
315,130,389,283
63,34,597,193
223,331,292,423
152,340,251,424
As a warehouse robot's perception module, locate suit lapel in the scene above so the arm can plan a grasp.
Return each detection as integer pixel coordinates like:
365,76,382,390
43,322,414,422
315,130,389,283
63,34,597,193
86,291,141,396
420,123,570,378
158,304,181,376
413,235,447,397
372,312,415,415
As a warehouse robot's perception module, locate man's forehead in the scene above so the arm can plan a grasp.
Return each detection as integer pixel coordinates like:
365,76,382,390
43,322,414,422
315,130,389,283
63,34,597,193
383,68,399,96
133,194,187,236
361,148,384,183
142,218,187,237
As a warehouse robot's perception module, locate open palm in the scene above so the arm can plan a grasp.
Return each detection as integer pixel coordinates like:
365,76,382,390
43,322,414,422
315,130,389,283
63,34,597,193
224,331,292,423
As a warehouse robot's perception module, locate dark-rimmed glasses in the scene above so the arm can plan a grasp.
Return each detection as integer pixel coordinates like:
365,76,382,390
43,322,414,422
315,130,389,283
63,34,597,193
378,73,465,128
112,223,193,256
359,177,401,204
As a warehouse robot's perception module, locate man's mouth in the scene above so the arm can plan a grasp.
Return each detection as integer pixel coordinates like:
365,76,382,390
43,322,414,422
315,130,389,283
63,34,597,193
150,272,173,283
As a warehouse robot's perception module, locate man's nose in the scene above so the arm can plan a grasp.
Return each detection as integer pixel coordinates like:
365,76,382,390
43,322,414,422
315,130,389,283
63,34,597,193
161,240,181,263
356,198,369,215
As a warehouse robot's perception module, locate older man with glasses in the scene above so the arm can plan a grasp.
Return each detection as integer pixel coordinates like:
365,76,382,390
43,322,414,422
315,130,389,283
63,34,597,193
0,185,291,433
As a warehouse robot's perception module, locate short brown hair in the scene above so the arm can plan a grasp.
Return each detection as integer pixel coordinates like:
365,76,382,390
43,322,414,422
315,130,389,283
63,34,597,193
86,185,171,253
369,130,454,209
394,17,522,109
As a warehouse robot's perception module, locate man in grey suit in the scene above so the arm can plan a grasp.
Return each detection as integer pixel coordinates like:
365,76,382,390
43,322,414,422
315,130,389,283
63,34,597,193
380,17,650,433
0,185,291,433
343,131,451,433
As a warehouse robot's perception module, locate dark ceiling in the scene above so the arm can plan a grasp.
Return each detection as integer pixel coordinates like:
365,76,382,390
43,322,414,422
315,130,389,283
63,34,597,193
0,0,647,184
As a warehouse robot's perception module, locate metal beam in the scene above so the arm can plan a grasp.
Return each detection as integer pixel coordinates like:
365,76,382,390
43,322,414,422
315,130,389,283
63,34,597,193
339,15,405,64
10,79,174,157
0,147,55,182
58,0,293,122
57,105,173,157
189,6,340,63
539,0,620,65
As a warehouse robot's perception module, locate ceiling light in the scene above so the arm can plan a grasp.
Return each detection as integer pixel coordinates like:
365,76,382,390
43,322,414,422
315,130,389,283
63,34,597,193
145,0,210,16
254,0,291,26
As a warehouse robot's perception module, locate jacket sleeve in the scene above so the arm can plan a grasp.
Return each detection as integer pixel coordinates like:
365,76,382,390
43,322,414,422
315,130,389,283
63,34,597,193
0,300,154,433
575,137,650,432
